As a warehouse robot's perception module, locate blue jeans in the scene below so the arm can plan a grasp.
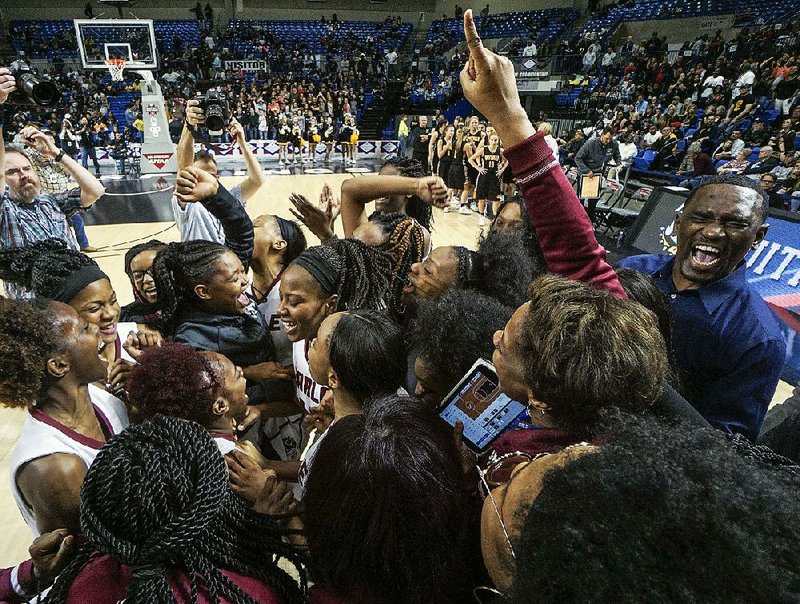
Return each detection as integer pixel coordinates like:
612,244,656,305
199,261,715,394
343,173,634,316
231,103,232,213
80,146,100,174
71,213,90,249
398,134,408,158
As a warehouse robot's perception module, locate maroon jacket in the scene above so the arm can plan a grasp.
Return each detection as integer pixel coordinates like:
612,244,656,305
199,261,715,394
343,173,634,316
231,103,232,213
0,560,35,604
503,131,627,299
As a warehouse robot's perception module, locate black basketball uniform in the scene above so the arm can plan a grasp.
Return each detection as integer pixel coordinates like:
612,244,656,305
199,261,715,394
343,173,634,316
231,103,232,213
476,145,502,200
437,137,455,181
447,136,467,190
464,131,484,186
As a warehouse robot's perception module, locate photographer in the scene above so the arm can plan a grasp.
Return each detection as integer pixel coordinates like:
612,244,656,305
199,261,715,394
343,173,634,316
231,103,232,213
172,97,266,244
75,115,101,177
0,68,105,298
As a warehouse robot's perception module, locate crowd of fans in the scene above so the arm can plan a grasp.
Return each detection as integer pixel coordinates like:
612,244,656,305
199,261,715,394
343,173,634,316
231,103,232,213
0,8,799,603
549,21,800,211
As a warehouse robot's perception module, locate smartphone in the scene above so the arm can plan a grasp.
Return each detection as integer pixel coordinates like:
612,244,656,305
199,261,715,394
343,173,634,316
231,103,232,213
437,359,526,454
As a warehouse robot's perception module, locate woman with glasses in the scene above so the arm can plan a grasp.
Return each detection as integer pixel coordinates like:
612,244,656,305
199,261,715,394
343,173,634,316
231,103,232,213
119,239,167,330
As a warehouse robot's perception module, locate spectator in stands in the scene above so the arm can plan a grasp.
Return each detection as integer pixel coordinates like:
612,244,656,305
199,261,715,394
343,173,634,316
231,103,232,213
759,172,785,209
575,127,621,177
724,85,756,133
619,175,786,440
713,130,745,161
559,129,585,167
582,47,597,74
717,147,752,174
744,145,780,174
642,124,662,148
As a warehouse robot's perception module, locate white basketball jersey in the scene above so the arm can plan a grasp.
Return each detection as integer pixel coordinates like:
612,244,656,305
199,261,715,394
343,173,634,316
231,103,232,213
9,385,130,537
292,340,329,413
256,278,292,366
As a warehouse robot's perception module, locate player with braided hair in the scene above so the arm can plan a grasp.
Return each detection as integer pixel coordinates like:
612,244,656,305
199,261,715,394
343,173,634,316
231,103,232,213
0,299,129,537
43,415,306,604
151,240,291,407
119,239,167,328
0,239,138,370
356,211,426,319
403,234,543,310
338,164,446,254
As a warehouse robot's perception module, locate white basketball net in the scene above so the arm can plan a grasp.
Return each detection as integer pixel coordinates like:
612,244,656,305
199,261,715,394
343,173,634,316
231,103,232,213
104,59,127,82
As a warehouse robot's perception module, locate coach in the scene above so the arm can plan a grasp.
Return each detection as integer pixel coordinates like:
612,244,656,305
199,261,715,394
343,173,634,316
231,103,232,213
618,175,786,440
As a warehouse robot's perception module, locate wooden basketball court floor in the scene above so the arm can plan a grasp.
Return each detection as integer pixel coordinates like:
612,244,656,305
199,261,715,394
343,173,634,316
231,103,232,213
0,171,793,565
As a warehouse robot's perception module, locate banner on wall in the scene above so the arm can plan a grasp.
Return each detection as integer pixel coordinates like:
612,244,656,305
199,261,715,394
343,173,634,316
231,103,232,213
224,60,269,72
623,186,800,383
699,15,733,32
511,57,549,80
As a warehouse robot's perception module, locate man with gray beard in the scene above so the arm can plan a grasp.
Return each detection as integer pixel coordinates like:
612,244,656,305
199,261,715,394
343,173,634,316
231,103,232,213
0,67,105,297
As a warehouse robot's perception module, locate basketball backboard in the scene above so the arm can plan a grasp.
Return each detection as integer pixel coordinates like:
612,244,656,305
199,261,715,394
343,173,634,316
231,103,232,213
73,19,158,71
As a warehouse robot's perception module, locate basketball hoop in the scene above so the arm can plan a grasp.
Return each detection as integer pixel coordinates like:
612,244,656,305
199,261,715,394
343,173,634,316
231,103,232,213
104,58,127,82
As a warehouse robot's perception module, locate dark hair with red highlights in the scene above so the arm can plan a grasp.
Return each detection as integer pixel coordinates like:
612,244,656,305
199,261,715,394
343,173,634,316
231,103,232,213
126,342,223,426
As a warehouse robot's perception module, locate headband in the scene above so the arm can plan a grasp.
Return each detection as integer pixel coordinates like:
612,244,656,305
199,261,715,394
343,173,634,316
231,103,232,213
292,249,339,296
276,216,293,243
51,265,109,303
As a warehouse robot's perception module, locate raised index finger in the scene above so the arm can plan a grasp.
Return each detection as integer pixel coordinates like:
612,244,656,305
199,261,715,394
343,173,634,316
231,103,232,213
463,9,485,59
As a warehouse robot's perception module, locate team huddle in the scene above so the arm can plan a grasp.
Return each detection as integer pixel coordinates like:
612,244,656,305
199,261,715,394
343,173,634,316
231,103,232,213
0,9,798,604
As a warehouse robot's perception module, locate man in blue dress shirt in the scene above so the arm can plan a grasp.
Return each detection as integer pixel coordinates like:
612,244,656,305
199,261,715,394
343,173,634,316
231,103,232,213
619,174,786,440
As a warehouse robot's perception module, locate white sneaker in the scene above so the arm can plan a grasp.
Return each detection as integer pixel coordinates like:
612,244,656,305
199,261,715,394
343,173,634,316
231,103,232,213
469,201,479,212
479,216,486,227
444,204,456,213
458,205,471,215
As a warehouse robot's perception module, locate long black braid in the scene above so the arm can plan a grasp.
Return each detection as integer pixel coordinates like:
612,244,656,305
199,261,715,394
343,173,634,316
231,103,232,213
301,239,392,312
367,212,426,318
43,415,307,604
0,239,97,297
382,156,434,231
151,241,230,336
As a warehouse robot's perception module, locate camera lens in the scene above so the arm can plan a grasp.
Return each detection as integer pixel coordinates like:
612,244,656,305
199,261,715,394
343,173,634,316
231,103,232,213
205,104,226,134
28,78,60,107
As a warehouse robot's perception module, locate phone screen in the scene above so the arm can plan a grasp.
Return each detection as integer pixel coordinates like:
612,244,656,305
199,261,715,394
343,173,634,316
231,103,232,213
438,360,526,453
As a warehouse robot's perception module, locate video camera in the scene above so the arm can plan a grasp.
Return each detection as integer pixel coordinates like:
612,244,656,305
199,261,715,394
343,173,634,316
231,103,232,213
194,88,228,137
7,60,60,107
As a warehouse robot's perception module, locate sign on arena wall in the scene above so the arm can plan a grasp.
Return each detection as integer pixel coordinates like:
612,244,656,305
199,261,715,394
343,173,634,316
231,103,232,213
91,140,398,162
224,60,269,72
511,57,549,80
699,15,733,32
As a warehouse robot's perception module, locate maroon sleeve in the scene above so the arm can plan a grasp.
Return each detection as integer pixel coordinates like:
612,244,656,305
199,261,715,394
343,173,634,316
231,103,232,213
503,132,627,298
0,559,36,603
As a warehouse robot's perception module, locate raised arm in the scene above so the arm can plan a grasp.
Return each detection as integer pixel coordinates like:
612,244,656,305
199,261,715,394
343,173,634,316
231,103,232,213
228,117,265,201
175,166,255,270
0,67,13,193
458,10,625,298
20,126,105,207
340,174,447,237
174,99,203,212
